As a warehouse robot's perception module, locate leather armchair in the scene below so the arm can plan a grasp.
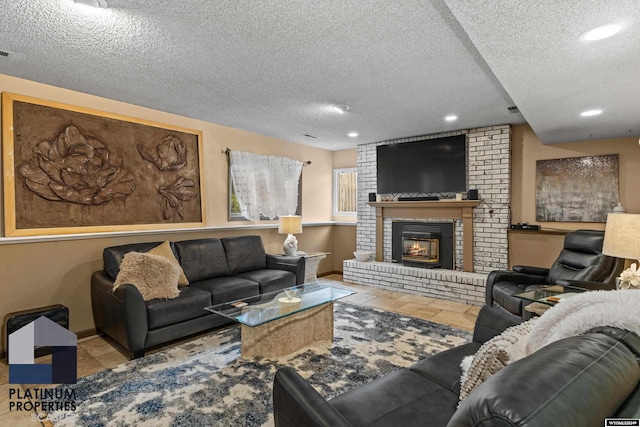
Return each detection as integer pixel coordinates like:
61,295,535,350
486,229,623,320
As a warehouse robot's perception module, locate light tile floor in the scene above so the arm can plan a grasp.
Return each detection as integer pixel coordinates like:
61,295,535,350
0,274,480,426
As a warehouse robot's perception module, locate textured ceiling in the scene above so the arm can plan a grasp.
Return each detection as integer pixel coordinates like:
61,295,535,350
0,0,637,150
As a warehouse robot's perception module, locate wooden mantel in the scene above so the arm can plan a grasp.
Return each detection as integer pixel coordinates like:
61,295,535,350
368,200,481,272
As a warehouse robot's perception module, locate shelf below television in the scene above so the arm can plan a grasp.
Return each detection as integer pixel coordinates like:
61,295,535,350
368,200,481,208
367,199,481,272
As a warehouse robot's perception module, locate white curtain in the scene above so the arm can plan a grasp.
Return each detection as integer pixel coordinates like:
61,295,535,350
229,151,303,221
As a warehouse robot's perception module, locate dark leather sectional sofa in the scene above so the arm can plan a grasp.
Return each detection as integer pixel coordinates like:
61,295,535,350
91,235,305,358
273,305,640,426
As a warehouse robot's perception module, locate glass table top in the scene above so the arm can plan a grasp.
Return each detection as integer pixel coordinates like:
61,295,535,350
204,283,355,327
514,285,584,306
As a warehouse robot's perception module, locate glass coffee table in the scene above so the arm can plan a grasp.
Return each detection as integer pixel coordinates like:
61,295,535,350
205,283,354,358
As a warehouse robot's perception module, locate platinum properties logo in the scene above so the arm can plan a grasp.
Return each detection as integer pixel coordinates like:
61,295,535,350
9,387,77,423
8,316,78,421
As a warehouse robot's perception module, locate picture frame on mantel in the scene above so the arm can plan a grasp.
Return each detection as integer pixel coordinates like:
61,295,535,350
535,154,619,223
2,92,206,237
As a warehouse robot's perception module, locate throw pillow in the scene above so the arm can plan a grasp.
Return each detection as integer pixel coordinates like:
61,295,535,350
459,319,535,403
147,241,189,286
113,252,181,301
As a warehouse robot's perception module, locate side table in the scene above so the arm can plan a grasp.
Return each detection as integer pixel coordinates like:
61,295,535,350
296,251,330,282
514,285,583,316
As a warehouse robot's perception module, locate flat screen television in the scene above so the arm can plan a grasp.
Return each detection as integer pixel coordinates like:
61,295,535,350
376,135,466,194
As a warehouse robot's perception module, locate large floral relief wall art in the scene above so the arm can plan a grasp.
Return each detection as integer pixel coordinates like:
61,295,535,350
19,125,136,205
2,92,205,237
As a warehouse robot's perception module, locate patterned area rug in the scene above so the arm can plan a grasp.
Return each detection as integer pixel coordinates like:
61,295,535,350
51,301,471,426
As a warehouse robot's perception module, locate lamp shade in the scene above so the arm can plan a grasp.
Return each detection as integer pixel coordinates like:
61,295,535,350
278,215,302,234
602,213,640,259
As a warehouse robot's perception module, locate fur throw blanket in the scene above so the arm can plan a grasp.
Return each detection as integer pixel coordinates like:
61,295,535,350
526,289,640,353
459,290,640,403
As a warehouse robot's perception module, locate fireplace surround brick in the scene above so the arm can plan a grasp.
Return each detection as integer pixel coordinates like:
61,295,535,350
343,260,486,305
346,125,511,305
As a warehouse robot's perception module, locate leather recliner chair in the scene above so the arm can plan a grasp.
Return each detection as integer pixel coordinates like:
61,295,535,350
486,229,624,320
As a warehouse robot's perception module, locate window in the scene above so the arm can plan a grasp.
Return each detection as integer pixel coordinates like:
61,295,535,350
333,168,357,216
229,175,302,221
227,150,303,221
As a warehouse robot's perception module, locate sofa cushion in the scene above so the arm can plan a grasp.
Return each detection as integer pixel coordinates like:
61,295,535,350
147,241,189,286
190,276,260,305
329,369,459,427
174,238,230,282
113,252,181,301
450,333,640,426
410,342,480,394
221,236,267,275
103,241,169,280
236,269,295,294
146,286,212,330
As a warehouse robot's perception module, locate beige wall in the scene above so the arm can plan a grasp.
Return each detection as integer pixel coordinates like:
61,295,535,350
331,224,357,271
0,75,351,351
509,124,640,267
332,148,357,169
508,230,566,268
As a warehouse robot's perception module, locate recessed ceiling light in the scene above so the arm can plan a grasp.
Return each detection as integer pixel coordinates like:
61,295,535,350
73,0,108,8
348,132,359,138
332,105,350,114
581,109,603,117
580,24,621,41
445,115,458,122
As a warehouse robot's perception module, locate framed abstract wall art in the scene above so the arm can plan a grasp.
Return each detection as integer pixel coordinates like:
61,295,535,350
535,154,619,223
2,92,205,236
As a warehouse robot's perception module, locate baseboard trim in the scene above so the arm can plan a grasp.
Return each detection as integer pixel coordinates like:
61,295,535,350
319,271,342,278
77,328,98,340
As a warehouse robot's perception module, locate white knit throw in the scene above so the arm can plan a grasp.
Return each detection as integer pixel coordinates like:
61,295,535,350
526,289,640,354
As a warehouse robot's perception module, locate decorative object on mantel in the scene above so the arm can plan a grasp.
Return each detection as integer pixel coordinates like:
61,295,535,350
279,215,302,255
602,212,640,290
535,154,619,222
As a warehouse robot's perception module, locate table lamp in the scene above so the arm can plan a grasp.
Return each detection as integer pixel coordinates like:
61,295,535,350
603,213,640,262
278,215,302,255
602,213,640,289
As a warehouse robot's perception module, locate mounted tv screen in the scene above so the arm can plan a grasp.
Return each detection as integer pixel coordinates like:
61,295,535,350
376,135,466,194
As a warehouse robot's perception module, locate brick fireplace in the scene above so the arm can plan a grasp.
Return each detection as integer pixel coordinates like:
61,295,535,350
343,125,512,305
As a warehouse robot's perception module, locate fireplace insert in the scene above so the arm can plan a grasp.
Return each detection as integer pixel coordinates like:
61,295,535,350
392,222,454,269
402,231,440,267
